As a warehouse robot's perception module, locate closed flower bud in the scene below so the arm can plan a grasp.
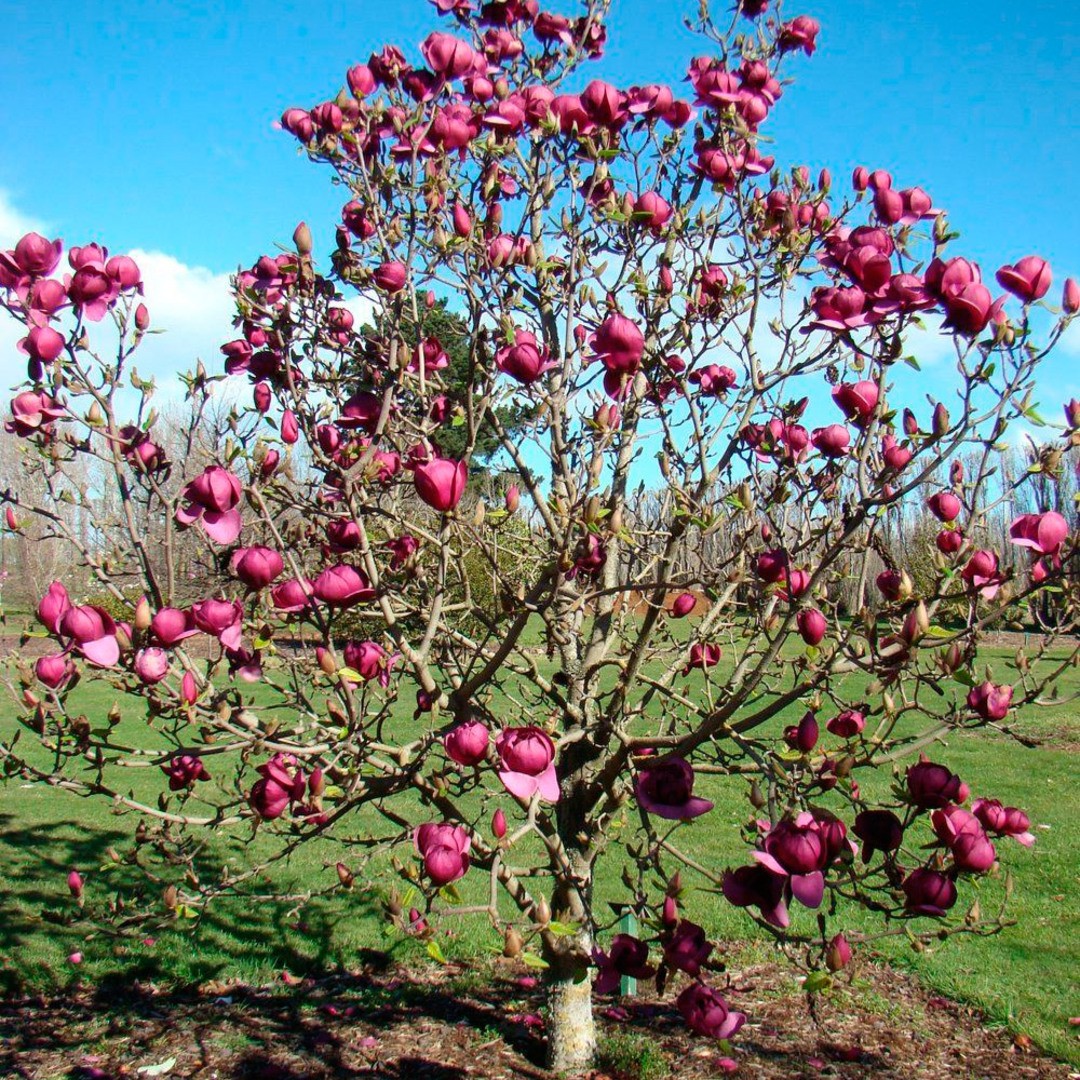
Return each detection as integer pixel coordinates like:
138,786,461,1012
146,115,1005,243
503,927,523,957
336,862,355,888
293,221,313,256
826,932,852,972
492,808,507,839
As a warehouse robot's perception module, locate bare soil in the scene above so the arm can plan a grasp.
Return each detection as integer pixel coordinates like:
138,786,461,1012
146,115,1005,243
1,953,1072,1080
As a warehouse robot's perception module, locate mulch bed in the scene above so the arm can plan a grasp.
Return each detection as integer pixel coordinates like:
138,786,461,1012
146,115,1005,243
0,954,1073,1080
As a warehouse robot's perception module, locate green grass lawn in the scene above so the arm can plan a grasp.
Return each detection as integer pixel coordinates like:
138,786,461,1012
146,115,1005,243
1,640,1077,1065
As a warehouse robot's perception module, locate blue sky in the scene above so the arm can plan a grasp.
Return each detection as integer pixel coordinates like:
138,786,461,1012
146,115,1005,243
1,0,1077,398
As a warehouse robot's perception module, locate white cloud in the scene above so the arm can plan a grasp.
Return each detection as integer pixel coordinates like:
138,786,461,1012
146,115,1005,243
0,190,47,249
126,249,235,390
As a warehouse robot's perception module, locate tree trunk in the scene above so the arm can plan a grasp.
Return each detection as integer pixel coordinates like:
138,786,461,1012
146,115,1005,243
545,941,596,1075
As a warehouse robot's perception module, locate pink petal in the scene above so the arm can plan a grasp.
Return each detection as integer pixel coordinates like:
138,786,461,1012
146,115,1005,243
175,504,201,527
763,899,790,928
536,762,561,803
80,635,120,668
717,1010,747,1040
202,508,242,545
1013,831,1035,847
681,796,714,819
791,871,825,909
499,769,540,801
751,850,788,877
219,623,243,652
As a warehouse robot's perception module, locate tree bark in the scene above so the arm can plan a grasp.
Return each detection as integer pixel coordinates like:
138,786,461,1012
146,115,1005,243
545,941,596,1075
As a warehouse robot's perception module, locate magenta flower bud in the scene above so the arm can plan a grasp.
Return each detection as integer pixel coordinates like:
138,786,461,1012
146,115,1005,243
797,608,827,647
1008,511,1068,557
36,653,76,689
492,808,507,839
260,449,280,478
272,577,314,613
590,314,644,375
966,680,1013,721
811,424,850,458
231,546,284,590
414,822,471,886
192,599,244,651
281,410,299,445
755,548,789,583
414,457,468,512
826,709,865,737
181,671,198,705
1063,278,1080,314
670,592,696,618
778,14,820,55
504,484,520,514
312,565,375,608
795,711,819,752
927,491,962,523
68,870,84,898
373,261,408,293
37,580,72,634
23,325,66,364
150,607,198,647
60,605,120,667
134,647,170,684
662,895,679,926
347,63,375,96
902,868,958,916
907,756,963,809
12,232,63,276
935,528,963,555
633,191,673,231
343,640,398,686
421,32,477,79
826,932,852,972
496,726,559,802
451,202,473,238
995,256,1052,303
5,391,66,438
634,755,714,820
831,380,879,425
253,382,272,413
676,983,747,1041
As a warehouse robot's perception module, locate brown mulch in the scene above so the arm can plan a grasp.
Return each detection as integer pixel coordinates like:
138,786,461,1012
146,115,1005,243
0,955,1073,1080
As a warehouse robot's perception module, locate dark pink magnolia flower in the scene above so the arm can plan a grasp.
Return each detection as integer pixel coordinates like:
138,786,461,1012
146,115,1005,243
115,425,167,473
907,756,963,809
662,918,713,975
676,983,747,1041
797,608,827,647
778,14,820,54
852,809,904,863
973,798,1035,847
408,336,450,376
931,805,997,872
902,867,958,916
414,822,471,886
960,549,1004,600
5,391,65,438
312,565,375,608
67,870,84,899
721,863,789,927
495,726,559,802
105,254,141,291
134,647,170,684
495,329,555,385
443,719,490,766
60,605,120,667
1064,277,1080,313
176,467,243,545
634,755,714,820
966,680,1013,721
936,528,964,554
421,32,477,79
778,567,810,601
826,932,853,972
326,519,361,553
811,424,850,458
927,490,962,522
832,380,879,425
808,285,875,331
68,265,119,321
791,711,819,752
343,640,399,687
249,754,307,820
373,261,408,293
414,457,468,512
592,935,655,994
942,282,1001,337
670,592,697,618
875,569,908,602
162,753,210,791
688,364,737,396
755,548,789,583
35,653,76,689
580,79,625,128
1008,512,1067,558
231,546,284,590
995,256,1052,303
338,390,384,432
150,607,199,647
192,599,244,651
37,581,72,634
633,191,672,231
827,709,865,738
7,232,63,276
272,577,316,613
21,324,66,363
590,314,644,375
754,812,829,909
682,641,722,675
386,534,419,570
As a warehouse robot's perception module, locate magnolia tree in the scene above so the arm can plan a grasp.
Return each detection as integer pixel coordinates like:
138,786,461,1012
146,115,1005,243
2,0,1078,1072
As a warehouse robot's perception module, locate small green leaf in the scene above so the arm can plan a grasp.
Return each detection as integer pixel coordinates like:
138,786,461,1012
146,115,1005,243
803,971,832,993
426,939,447,965
521,952,550,970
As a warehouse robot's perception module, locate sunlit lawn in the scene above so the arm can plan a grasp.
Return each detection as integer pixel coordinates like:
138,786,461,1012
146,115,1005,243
0,634,1077,1064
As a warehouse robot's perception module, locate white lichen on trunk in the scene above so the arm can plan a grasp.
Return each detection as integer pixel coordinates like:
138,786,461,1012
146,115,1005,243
546,954,596,1075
